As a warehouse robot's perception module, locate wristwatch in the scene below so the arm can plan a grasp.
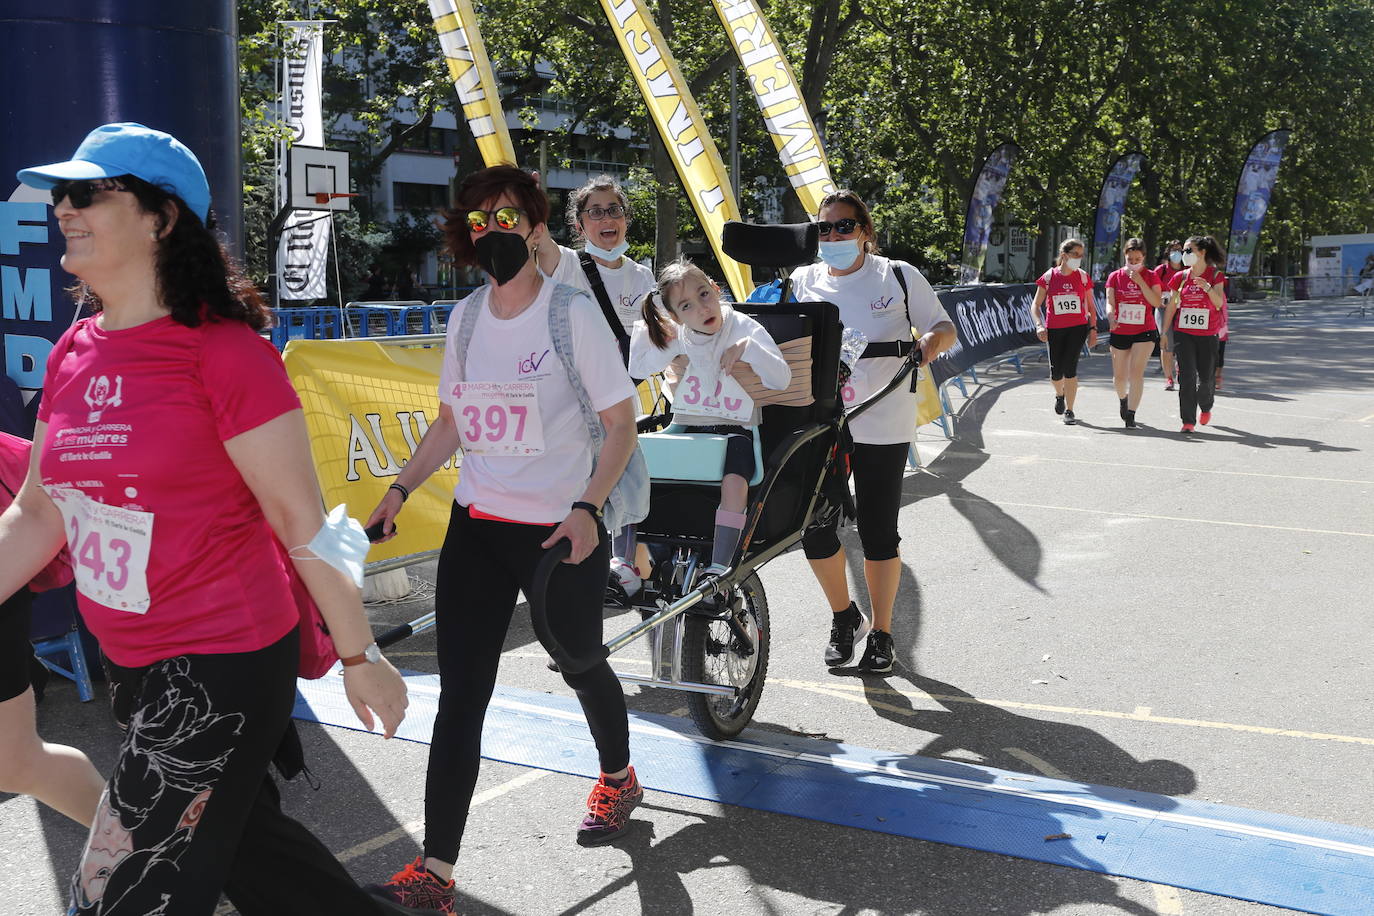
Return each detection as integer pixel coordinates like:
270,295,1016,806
340,642,382,667
571,500,603,519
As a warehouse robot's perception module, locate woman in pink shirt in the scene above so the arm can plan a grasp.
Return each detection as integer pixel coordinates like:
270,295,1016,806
1030,238,1098,425
1105,238,1163,428
6,123,421,915
1154,240,1184,389
1162,235,1227,433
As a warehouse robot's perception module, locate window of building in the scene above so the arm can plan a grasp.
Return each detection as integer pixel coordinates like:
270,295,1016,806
393,182,448,211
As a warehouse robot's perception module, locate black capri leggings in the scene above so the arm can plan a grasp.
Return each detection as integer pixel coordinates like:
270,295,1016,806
1046,324,1090,380
690,423,755,479
803,442,909,562
425,503,629,864
0,589,34,703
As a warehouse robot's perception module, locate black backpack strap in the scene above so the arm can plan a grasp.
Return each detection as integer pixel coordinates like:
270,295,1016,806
578,251,630,366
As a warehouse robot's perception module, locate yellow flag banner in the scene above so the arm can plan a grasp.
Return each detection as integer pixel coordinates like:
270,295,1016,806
599,0,751,302
283,338,459,564
428,0,517,166
708,0,835,216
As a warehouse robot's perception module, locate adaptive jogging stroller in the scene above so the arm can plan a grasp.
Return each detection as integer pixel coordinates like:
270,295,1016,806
530,221,922,740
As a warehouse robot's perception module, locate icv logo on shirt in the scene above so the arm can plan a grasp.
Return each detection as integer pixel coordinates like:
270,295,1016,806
83,375,124,423
517,349,552,377
870,295,896,312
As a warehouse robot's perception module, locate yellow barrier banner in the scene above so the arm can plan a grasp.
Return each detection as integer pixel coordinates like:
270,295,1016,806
599,0,751,302
283,338,458,563
709,0,836,216
428,0,517,166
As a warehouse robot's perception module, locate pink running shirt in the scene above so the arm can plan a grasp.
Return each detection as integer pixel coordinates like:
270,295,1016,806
1106,267,1161,334
1036,268,1096,329
37,315,301,666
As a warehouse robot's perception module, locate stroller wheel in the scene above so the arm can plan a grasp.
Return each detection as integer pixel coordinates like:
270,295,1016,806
682,572,770,739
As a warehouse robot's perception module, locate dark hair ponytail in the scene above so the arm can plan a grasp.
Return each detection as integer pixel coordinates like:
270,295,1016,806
641,290,672,350
1186,235,1226,269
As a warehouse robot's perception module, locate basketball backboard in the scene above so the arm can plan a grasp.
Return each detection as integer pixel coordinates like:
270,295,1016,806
288,144,352,211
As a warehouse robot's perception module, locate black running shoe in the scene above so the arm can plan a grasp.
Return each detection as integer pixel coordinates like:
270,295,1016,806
1054,395,1066,415
1063,409,1077,425
857,630,895,674
1119,397,1129,421
824,602,869,667
1124,410,1137,429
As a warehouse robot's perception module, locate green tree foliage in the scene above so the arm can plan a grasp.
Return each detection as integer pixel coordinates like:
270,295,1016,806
239,0,1374,286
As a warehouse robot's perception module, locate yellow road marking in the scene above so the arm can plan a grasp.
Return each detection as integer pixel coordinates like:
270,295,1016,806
975,451,1373,485
1002,747,1069,780
769,678,1374,746
943,496,1374,539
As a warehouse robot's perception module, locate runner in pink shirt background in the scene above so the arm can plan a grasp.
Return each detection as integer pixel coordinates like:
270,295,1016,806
1030,238,1098,425
1162,235,1228,433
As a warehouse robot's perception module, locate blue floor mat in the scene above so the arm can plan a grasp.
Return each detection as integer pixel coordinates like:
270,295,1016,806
295,672,1374,916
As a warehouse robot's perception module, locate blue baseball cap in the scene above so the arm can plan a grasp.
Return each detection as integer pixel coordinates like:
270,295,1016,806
16,122,211,223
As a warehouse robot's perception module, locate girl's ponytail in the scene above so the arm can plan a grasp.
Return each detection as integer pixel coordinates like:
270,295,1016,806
642,289,672,350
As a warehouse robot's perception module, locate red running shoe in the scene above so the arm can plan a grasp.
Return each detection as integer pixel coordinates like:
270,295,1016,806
1165,377,1175,391
1181,423,1195,433
365,857,456,915
577,766,643,846
1199,411,1212,425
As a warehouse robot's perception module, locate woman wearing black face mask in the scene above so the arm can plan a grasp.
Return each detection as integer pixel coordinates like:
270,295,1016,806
364,166,643,911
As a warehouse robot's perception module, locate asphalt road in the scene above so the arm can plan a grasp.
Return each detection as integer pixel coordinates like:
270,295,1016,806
5,299,1372,915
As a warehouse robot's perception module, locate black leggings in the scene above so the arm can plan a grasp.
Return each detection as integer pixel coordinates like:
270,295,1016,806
75,629,385,916
689,423,755,479
425,503,629,864
0,589,33,702
1173,333,1219,424
1046,324,1090,380
803,442,908,562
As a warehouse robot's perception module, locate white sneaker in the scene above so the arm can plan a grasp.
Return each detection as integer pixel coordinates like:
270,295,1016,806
609,557,642,597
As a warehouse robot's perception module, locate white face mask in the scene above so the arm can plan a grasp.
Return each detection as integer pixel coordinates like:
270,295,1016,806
1182,251,1198,267
1065,256,1082,270
584,240,629,262
818,239,861,271
292,504,370,588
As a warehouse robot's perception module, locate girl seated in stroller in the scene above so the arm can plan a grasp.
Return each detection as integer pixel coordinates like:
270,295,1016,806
624,258,791,582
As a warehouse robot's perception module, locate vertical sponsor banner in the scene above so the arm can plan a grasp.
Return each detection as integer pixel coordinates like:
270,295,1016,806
708,0,835,216
1226,129,1291,275
599,0,751,302
958,143,1018,285
1089,152,1144,282
277,21,331,301
427,0,517,166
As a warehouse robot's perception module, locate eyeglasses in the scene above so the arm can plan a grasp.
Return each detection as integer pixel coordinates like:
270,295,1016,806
51,178,129,209
1183,247,1196,253
816,218,859,236
580,204,626,221
465,207,524,233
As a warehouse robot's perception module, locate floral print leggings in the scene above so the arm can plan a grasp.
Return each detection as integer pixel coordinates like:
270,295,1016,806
70,629,384,915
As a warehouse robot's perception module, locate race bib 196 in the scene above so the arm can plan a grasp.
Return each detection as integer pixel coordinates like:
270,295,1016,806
1117,303,1147,326
1178,307,1210,331
1052,293,1083,316
451,381,545,456
676,369,755,423
45,487,153,614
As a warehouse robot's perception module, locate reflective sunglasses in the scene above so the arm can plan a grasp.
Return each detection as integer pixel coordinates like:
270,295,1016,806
581,204,626,221
465,207,524,233
51,178,130,209
816,217,859,236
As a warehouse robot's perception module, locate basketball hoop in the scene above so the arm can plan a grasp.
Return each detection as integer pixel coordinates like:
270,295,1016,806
313,191,359,206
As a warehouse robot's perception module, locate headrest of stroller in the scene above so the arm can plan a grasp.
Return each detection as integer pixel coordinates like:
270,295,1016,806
721,220,819,270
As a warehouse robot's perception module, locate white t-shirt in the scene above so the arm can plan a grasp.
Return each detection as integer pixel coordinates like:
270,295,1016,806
438,280,636,523
628,306,790,427
546,245,656,336
789,254,949,445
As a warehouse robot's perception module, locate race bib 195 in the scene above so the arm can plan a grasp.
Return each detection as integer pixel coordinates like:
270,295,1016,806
1052,293,1083,316
45,487,153,614
451,381,545,456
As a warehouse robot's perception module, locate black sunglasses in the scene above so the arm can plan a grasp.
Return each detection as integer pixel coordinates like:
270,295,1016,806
51,178,130,209
816,218,860,236
1183,247,1196,253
